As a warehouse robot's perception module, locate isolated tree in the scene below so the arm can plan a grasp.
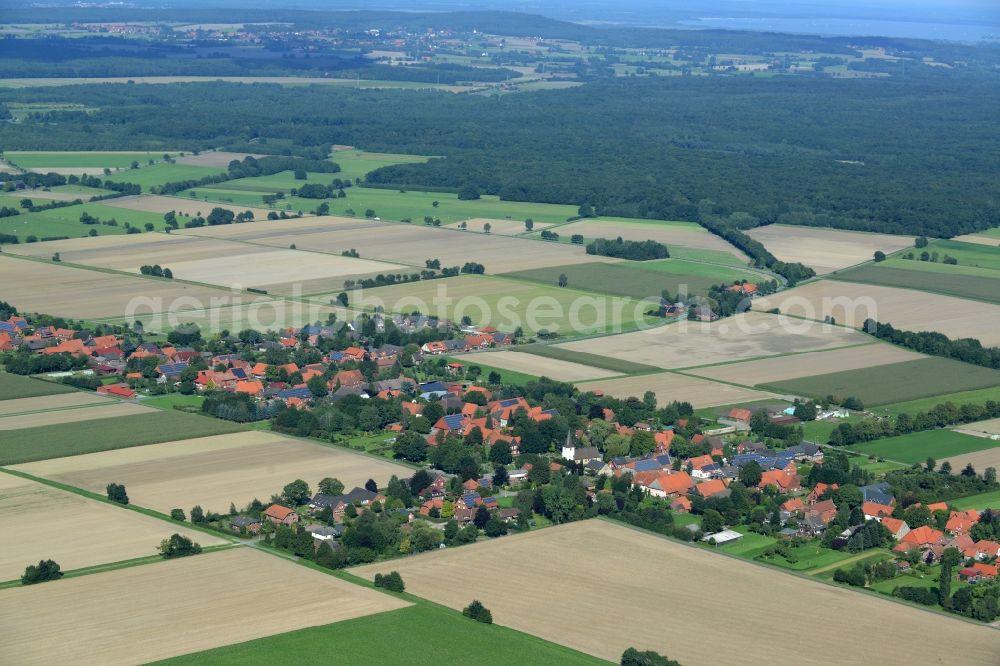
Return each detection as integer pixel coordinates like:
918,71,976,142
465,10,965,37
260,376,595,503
525,218,534,231
873,250,886,262
925,457,936,472
106,482,129,505
365,478,379,493
158,533,202,559
190,505,206,523
170,508,186,521
483,222,492,234
474,505,491,529
318,477,345,496
21,559,62,585
915,236,929,248
373,571,405,592
738,460,763,488
336,292,349,307
558,273,568,287
462,599,493,624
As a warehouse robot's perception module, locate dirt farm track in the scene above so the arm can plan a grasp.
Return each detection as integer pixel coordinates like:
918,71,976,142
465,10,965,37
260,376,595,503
352,520,1000,665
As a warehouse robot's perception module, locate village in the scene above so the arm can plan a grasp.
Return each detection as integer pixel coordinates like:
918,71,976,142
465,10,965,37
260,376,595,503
3,303,1000,625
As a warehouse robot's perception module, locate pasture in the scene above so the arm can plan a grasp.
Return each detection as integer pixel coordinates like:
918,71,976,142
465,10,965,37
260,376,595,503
334,274,655,336
879,387,1000,417
951,489,1000,511
848,429,997,465
0,201,168,241
745,224,913,274
688,344,923,386
0,401,153,430
12,431,414,515
459,350,621,382
504,259,766,299
0,254,265,321
101,193,279,221
105,163,227,190
752,280,1000,346
576,371,774,408
549,218,746,258
0,373,73,401
0,410,244,465
155,603,601,666
8,232,406,294
6,151,178,170
0,472,226,581
0,548,408,666
351,520,1000,665
194,178,580,225
178,215,606,272
330,149,431,181
759,357,1000,406
554,310,870,369
833,263,1000,304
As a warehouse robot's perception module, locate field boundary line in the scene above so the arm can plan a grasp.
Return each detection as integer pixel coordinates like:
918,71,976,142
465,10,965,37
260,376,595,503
675,340,879,372
0,398,123,418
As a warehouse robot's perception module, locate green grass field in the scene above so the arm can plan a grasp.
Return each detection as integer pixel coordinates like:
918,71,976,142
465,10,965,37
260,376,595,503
6,151,178,169
711,526,776,558
759,357,1000,407
152,600,605,666
517,343,662,375
1,201,169,241
0,373,74,401
951,489,1000,511
139,394,206,411
877,386,1000,417
331,150,431,181
504,259,766,299
0,410,245,464
193,175,581,225
833,263,1000,304
847,429,998,465
331,274,657,336
108,163,227,191
756,544,858,572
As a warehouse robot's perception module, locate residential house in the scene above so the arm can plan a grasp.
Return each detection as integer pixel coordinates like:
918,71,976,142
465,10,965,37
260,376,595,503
694,478,730,499
862,501,895,520
97,383,136,399
893,525,945,554
263,504,299,526
881,517,910,541
945,509,981,535
230,515,262,534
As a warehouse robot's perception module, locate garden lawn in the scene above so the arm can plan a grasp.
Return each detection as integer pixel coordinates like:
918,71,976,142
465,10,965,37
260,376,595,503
759,357,1000,407
139,394,205,411
0,373,74,401
0,410,245,464
504,259,766,299
152,601,606,665
847,429,998,465
757,544,859,572
710,527,776,558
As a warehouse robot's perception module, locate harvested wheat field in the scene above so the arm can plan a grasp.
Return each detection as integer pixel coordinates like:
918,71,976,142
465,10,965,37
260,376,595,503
577,371,774,408
746,225,913,274
554,218,746,258
952,233,1000,248
14,189,91,201
940,446,1000,479
0,391,108,416
173,151,263,167
0,472,226,581
456,218,552,235
101,193,277,221
954,417,1000,439
0,547,408,665
181,216,610,271
556,311,869,369
0,254,253,320
352,520,1000,665
102,299,347,335
753,280,1000,346
6,233,403,294
461,351,622,382
688,344,924,385
0,401,153,430
12,431,414,515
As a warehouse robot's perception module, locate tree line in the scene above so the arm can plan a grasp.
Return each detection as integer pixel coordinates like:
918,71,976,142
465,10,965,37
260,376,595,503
864,319,1000,369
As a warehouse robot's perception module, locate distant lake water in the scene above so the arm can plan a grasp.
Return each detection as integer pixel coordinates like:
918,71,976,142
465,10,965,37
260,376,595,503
678,17,1000,43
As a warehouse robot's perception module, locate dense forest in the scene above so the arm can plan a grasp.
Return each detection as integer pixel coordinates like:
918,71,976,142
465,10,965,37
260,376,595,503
3,67,997,236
